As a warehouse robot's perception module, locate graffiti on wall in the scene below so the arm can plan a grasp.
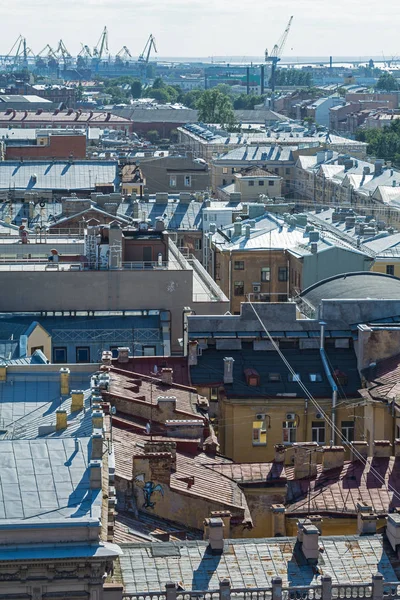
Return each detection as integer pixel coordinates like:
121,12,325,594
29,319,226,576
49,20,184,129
135,473,164,508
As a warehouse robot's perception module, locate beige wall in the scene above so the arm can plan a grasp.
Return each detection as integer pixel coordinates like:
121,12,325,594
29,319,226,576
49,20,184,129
235,176,282,200
27,324,52,360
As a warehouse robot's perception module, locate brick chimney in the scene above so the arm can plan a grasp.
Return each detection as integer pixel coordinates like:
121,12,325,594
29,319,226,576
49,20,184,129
89,459,102,489
351,441,369,461
274,444,286,464
101,351,113,366
60,367,70,395
204,517,224,554
387,514,400,551
223,357,234,384
144,441,177,472
71,390,84,412
91,431,103,460
322,446,345,471
210,510,231,538
293,442,318,479
357,502,377,535
56,408,67,431
161,368,173,385
373,440,392,458
271,504,286,537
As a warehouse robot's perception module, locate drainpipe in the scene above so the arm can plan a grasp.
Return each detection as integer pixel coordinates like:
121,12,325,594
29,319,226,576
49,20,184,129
228,250,232,302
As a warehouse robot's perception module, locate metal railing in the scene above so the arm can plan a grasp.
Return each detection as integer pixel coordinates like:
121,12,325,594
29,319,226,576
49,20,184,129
122,575,399,600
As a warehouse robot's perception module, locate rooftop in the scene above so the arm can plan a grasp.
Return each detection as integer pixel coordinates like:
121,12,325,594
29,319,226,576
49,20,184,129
119,535,398,592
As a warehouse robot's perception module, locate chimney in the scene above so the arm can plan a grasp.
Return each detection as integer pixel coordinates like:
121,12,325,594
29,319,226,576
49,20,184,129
293,442,318,479
233,218,242,236
117,347,130,363
161,368,173,385
91,431,103,460
157,396,177,413
101,351,113,366
316,151,326,165
302,524,320,561
210,510,231,538
394,439,400,457
60,367,70,395
0,365,7,382
245,225,251,238
144,441,177,472
92,409,104,430
223,357,234,384
387,514,400,551
322,446,345,471
204,517,224,554
89,459,102,489
188,340,198,366
351,441,369,460
373,440,392,458
155,217,165,232
71,390,84,412
274,444,286,464
357,502,377,535
271,504,286,537
56,408,67,431
374,160,384,176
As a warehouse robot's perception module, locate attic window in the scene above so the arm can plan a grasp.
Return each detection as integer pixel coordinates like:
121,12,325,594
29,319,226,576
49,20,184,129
244,368,260,386
268,373,281,382
288,373,301,382
309,373,323,382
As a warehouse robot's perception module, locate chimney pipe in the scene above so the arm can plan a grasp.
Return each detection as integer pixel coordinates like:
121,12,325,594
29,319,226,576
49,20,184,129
373,440,392,458
271,504,286,537
161,368,173,385
117,347,130,363
204,517,224,554
293,442,318,479
322,445,345,471
223,357,234,384
351,441,369,460
357,502,377,535
71,390,84,412
56,408,67,431
89,459,102,489
302,524,320,561
91,431,103,460
274,444,286,464
60,367,70,395
188,341,198,366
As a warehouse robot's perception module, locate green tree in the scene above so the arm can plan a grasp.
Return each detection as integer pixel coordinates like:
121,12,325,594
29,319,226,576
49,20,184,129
149,88,170,103
76,82,84,102
131,79,142,99
180,89,203,109
152,76,165,89
196,89,236,129
376,72,399,91
146,130,160,144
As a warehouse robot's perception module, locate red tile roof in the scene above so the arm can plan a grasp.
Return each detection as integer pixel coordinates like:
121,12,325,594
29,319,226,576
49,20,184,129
112,356,190,386
363,353,400,401
286,457,400,515
0,110,130,124
206,462,286,484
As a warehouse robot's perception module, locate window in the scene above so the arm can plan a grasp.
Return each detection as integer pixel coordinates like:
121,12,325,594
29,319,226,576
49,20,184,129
309,373,323,382
261,266,271,281
248,180,255,187
184,175,191,187
169,175,177,188
234,261,245,270
76,347,90,363
278,267,288,282
234,281,244,296
231,168,235,174
204,213,208,221
53,347,67,363
312,421,326,444
143,346,156,356
282,420,297,443
258,180,264,186
288,373,301,382
195,238,202,251
341,420,355,442
286,168,291,175
278,294,287,302
268,373,281,382
252,418,267,445
210,387,219,401
110,346,119,358
222,167,228,174
268,180,274,186
177,237,185,248
222,179,227,186
386,264,395,276
31,345,44,354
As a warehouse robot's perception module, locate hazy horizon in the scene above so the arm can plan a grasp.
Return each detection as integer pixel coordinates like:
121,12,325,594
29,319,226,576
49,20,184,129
1,0,399,59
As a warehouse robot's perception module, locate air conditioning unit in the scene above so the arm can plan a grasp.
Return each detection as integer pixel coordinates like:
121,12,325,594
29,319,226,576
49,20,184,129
315,412,323,419
256,413,266,420
286,412,296,421
253,284,261,293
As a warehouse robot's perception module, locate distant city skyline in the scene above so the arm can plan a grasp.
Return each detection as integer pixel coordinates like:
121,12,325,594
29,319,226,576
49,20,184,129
2,0,399,59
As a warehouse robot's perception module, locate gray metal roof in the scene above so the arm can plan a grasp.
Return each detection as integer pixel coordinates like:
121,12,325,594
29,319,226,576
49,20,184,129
0,160,118,191
119,535,397,592
214,146,294,162
300,272,400,308
0,437,100,523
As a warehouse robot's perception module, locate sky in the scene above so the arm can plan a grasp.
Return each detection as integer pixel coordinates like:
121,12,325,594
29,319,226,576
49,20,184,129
1,0,400,59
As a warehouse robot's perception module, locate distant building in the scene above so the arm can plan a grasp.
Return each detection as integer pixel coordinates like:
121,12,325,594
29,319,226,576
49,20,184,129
0,108,132,132
138,153,210,194
4,128,87,160
306,95,344,128
0,94,56,111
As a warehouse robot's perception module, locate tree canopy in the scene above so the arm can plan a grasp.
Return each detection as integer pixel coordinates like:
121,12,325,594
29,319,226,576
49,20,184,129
356,120,400,166
196,88,236,129
376,72,399,91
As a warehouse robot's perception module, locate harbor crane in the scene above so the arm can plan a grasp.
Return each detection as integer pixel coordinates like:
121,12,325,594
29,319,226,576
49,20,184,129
138,34,157,64
93,26,109,59
265,16,293,109
5,35,33,69
117,46,132,60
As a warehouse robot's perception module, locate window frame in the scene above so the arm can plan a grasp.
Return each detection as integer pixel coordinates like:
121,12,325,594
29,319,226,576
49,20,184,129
184,175,192,187
234,260,245,270
261,266,271,282
282,420,297,443
53,346,67,363
386,264,395,276
252,418,267,446
312,421,326,444
309,373,323,382
234,280,244,296
341,420,355,442
169,175,177,188
278,267,288,282
76,346,90,363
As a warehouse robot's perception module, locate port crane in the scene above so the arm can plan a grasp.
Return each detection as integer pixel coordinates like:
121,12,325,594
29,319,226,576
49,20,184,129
265,16,293,109
93,26,109,59
138,34,157,64
5,35,33,70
